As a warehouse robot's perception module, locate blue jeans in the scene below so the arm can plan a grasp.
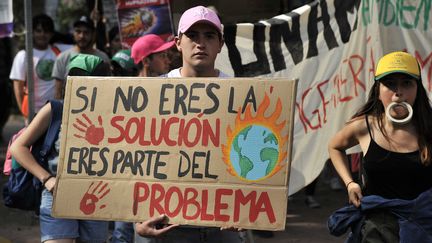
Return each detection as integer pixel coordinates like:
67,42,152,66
112,221,134,243
40,189,109,242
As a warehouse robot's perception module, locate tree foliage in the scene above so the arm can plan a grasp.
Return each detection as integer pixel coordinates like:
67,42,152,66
56,0,88,33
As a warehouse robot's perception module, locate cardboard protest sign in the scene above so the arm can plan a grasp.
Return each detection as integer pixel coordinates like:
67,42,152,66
52,77,297,230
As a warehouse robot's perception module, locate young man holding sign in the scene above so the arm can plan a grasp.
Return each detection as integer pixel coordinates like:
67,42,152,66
165,6,227,79
135,5,244,243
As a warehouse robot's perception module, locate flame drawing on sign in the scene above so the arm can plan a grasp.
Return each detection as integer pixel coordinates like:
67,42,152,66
222,93,288,181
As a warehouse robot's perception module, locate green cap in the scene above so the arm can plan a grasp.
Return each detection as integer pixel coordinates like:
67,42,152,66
112,50,135,70
67,53,103,74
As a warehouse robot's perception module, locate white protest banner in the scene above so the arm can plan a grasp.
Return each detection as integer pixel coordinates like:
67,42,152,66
53,77,297,230
215,0,432,194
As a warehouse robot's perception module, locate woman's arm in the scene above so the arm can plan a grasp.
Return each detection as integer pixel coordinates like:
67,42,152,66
10,103,53,187
328,119,364,207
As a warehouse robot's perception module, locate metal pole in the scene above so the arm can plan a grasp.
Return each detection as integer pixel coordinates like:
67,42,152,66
24,0,35,122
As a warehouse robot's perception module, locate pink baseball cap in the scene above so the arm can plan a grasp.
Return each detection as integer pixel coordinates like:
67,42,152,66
177,6,222,36
131,34,175,64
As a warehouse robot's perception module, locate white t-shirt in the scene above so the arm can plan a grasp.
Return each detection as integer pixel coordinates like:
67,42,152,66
9,47,59,112
165,68,230,78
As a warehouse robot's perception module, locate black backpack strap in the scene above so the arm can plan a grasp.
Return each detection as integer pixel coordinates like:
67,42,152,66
39,99,63,157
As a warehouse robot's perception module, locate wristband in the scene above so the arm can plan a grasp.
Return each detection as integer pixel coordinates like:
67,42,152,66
346,180,355,189
42,175,54,187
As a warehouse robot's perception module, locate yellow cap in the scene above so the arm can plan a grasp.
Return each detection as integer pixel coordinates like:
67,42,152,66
375,51,420,80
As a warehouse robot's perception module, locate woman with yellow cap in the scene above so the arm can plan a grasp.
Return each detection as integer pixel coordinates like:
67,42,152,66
328,51,432,241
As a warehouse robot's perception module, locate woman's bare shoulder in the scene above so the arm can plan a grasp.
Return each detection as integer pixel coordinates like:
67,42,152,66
345,115,372,137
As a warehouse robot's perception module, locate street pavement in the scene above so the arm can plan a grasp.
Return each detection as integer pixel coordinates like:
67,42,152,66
0,114,347,243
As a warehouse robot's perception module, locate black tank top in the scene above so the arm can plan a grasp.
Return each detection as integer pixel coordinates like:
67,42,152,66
363,116,432,200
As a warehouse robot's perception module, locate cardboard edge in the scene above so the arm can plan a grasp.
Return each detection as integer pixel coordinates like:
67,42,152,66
52,76,74,217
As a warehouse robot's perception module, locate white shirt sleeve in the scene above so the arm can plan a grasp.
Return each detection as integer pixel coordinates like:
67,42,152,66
9,50,27,82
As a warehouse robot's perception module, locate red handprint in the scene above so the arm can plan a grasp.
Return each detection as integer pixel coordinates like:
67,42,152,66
79,181,110,215
73,114,104,145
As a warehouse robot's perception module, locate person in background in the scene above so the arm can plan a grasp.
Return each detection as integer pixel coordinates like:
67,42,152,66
131,34,174,77
10,53,110,243
52,15,110,99
111,49,137,77
67,53,111,76
328,51,432,241
134,6,245,243
107,26,122,58
10,14,61,117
